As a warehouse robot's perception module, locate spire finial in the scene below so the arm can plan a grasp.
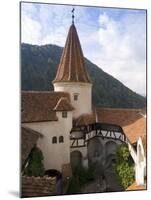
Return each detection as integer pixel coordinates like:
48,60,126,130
72,7,75,24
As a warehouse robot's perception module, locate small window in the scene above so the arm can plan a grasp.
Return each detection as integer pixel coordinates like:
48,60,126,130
59,136,64,143
52,136,57,144
62,111,67,118
74,93,79,101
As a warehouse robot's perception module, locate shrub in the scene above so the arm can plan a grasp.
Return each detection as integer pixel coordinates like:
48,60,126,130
115,144,135,189
24,146,45,177
67,165,95,194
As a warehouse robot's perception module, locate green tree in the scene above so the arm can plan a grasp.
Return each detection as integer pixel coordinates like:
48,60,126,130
24,146,45,177
67,165,95,194
115,144,135,189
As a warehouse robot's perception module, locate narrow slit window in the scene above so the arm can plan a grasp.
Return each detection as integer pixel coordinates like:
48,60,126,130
59,136,64,143
52,136,57,144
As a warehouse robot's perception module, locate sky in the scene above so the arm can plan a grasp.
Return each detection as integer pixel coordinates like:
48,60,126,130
21,2,146,96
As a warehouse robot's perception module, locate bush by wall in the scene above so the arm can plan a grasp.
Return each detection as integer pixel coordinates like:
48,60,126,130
24,146,45,177
115,144,135,189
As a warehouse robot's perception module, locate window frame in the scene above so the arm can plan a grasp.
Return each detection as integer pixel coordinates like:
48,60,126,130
59,136,64,143
52,136,57,144
73,93,79,101
62,111,68,118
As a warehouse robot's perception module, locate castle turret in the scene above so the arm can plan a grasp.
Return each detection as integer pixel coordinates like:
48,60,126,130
53,12,92,118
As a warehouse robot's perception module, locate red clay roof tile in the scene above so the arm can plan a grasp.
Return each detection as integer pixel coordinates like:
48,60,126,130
96,107,146,144
53,24,91,83
22,91,71,122
53,97,74,111
74,107,146,147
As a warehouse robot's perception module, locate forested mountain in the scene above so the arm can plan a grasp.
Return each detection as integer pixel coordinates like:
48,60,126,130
21,43,146,108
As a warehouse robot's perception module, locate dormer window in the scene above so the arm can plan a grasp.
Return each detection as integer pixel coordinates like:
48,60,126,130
62,111,67,118
74,93,79,101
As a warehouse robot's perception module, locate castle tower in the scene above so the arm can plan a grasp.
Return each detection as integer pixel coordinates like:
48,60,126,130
53,11,92,118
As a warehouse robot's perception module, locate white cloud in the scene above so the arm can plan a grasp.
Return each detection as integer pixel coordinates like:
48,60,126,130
21,3,146,95
21,3,42,44
21,13,41,44
90,12,146,95
99,12,110,26
38,5,71,46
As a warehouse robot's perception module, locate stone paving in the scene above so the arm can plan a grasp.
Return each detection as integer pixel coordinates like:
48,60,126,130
80,163,124,194
104,169,124,192
80,171,123,194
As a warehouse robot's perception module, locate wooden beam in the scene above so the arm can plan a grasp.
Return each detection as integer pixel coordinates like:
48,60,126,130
113,131,117,139
71,140,75,146
70,145,86,148
119,134,122,139
110,131,112,137
96,128,97,136
104,131,108,137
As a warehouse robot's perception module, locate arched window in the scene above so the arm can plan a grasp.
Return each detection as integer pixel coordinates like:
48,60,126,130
59,136,64,143
52,136,57,144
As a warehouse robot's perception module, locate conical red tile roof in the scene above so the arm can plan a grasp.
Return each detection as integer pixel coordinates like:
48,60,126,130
53,24,91,83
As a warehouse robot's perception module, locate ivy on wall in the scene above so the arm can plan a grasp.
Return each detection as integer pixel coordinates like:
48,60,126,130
115,144,135,189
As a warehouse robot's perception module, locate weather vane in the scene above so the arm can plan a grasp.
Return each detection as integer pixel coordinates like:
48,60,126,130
72,7,75,24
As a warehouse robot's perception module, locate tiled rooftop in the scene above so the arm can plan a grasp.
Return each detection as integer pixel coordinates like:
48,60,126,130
53,24,91,83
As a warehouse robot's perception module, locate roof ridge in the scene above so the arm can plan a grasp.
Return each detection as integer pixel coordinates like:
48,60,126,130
53,96,74,111
53,97,68,108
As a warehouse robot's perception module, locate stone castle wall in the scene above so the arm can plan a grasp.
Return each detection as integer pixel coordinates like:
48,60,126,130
21,176,56,198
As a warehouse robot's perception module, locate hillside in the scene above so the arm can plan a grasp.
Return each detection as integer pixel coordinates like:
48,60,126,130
21,43,146,108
